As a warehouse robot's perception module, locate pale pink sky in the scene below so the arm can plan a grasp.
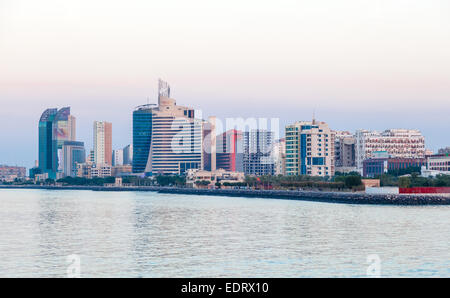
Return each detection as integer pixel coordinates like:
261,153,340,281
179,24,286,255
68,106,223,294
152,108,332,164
0,0,449,168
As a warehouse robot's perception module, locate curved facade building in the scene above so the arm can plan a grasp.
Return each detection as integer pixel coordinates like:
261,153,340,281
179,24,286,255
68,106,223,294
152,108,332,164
38,107,76,179
132,105,154,173
39,108,58,176
132,80,202,175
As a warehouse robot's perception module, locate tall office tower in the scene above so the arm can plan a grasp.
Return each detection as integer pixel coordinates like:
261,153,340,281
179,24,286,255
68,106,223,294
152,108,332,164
216,129,244,172
39,108,58,177
272,138,286,176
202,116,216,171
355,129,425,172
132,105,153,173
243,130,275,176
285,120,335,177
38,107,76,178
61,141,85,177
123,144,133,165
93,121,112,166
112,149,123,166
334,131,356,171
132,79,202,175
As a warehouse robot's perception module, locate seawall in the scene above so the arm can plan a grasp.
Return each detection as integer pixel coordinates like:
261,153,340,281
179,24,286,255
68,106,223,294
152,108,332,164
1,185,450,205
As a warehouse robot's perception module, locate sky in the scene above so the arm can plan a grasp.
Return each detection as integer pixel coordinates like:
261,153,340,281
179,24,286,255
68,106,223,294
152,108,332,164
1,0,449,169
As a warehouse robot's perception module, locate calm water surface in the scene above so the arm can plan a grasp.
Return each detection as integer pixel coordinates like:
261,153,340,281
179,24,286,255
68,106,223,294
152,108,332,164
0,189,449,277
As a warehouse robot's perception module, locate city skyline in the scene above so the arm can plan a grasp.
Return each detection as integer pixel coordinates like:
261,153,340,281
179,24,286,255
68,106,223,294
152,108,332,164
1,0,450,169
0,86,447,170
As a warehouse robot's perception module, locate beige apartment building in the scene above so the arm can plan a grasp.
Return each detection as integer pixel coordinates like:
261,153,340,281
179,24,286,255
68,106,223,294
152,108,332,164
285,120,335,177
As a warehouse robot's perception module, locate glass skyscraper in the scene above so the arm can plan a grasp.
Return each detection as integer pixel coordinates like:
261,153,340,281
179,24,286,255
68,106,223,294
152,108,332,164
132,105,153,174
38,108,58,178
38,107,76,179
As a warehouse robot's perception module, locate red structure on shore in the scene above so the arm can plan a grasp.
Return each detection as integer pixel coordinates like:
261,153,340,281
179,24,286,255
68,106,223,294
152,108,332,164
400,187,450,194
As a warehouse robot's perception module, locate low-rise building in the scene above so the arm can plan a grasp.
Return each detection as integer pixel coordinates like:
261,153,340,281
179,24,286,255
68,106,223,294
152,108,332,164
186,169,245,188
421,154,450,177
0,165,26,182
76,163,112,178
363,157,426,177
111,165,132,177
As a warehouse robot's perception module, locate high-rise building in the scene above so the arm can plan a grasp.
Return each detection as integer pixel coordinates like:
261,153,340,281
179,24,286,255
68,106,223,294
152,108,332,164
123,144,133,165
285,120,335,177
355,129,425,172
272,138,286,176
132,79,202,175
112,149,123,166
202,117,216,172
243,130,275,176
216,129,244,172
93,121,112,166
38,107,76,179
61,141,85,177
132,105,153,173
334,131,356,172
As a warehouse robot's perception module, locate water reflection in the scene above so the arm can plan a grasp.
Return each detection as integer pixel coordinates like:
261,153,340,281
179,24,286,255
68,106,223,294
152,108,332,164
0,189,449,277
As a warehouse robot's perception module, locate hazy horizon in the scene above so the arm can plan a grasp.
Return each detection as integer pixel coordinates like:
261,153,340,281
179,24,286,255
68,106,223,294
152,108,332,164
1,0,449,169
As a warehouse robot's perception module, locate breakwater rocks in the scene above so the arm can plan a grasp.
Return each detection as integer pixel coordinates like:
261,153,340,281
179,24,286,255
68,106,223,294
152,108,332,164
2,185,449,205
156,188,450,205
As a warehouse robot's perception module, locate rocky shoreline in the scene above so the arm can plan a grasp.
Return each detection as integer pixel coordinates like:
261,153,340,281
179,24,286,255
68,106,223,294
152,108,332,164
1,184,449,205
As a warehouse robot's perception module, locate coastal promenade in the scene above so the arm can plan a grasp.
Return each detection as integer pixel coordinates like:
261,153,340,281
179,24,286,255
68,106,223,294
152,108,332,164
1,185,449,205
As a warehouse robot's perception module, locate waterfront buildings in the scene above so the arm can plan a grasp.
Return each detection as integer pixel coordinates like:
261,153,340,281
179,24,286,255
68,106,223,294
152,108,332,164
0,165,26,182
355,129,425,173
243,130,275,176
60,141,85,177
334,131,356,173
132,80,202,175
438,147,450,155
363,157,426,178
38,107,76,179
111,165,132,177
186,168,245,189
202,117,216,172
93,121,112,166
76,163,112,179
123,144,133,165
132,104,153,173
272,138,286,175
421,154,450,177
216,129,244,172
285,120,335,177
113,149,123,166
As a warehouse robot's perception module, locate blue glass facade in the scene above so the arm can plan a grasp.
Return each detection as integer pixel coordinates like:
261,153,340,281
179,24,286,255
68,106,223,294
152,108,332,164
38,108,58,178
300,134,307,175
132,106,153,173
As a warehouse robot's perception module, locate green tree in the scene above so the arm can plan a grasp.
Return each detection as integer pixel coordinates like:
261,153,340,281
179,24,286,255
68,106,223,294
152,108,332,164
398,176,411,188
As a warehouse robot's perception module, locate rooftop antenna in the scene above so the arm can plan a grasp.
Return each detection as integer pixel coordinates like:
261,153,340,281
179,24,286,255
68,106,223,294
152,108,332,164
312,109,316,125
